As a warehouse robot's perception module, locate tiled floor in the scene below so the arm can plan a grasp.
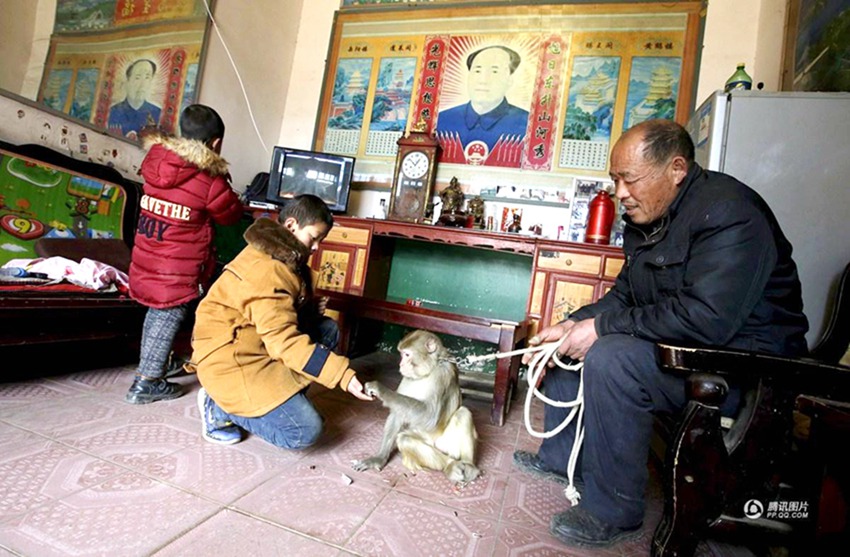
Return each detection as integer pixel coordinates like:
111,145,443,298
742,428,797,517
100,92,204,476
0,352,749,557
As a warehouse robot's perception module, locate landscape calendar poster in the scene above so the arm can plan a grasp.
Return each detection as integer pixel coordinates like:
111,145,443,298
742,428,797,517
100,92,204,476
314,3,702,187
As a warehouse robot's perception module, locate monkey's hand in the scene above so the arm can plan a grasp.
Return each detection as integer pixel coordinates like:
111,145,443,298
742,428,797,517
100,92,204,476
352,456,387,472
363,381,385,400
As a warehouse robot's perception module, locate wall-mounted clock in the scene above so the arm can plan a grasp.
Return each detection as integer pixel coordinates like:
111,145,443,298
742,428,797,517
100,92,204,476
387,124,440,223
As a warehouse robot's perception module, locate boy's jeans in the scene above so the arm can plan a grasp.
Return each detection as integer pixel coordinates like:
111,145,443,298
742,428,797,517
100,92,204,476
209,316,339,449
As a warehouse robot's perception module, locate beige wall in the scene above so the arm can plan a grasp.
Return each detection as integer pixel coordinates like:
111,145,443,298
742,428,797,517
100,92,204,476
698,0,788,102
198,0,304,190
0,0,39,95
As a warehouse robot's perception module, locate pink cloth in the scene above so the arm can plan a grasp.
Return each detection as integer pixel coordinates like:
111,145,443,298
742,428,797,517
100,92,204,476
3,257,129,291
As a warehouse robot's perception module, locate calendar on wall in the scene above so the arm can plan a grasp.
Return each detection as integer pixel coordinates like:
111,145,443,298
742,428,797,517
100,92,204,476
366,130,404,156
324,129,362,155
314,3,702,187
559,139,610,171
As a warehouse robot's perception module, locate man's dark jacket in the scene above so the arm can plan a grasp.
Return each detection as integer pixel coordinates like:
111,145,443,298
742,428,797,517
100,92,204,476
571,163,808,356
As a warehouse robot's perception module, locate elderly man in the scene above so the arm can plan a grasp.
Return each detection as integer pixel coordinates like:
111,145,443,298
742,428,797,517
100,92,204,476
513,119,808,548
437,45,529,155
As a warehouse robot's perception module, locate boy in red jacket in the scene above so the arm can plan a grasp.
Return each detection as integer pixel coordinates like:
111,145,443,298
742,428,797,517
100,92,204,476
125,104,243,404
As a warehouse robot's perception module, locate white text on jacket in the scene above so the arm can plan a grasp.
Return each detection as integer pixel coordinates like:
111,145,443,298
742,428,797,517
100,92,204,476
140,194,192,221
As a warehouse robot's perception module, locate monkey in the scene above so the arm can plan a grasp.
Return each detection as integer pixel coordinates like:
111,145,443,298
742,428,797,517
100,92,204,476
352,330,480,485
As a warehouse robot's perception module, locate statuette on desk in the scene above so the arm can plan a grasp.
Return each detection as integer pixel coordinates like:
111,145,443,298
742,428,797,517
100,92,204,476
438,176,467,227
467,196,485,229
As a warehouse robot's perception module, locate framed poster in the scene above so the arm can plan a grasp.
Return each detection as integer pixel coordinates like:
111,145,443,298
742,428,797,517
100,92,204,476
314,2,703,189
39,1,212,141
782,0,850,91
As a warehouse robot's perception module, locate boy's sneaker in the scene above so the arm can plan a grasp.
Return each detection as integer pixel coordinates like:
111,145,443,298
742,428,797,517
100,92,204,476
197,388,242,445
125,376,184,404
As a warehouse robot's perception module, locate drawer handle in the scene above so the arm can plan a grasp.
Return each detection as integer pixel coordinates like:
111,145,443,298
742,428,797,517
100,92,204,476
564,258,572,266
342,232,348,239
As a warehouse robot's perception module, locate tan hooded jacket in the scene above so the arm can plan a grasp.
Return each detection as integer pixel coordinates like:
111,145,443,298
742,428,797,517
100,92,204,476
190,218,354,417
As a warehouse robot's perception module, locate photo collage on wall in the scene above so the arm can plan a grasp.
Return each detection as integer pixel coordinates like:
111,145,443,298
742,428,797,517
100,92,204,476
39,0,210,141
316,5,698,182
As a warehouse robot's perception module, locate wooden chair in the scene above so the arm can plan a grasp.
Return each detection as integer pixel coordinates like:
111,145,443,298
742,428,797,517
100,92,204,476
651,262,850,556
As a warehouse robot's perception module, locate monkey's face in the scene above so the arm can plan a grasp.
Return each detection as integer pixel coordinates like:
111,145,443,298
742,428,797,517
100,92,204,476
398,330,445,379
398,348,433,379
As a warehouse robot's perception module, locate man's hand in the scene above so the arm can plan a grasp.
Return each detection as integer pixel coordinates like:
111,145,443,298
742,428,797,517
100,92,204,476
522,320,576,365
317,296,329,316
559,318,598,361
347,375,374,401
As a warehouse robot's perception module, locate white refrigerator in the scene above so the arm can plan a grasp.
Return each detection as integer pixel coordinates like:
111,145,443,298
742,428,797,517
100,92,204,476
687,90,850,347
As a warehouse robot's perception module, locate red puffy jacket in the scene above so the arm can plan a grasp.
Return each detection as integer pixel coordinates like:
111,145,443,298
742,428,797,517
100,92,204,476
129,134,243,308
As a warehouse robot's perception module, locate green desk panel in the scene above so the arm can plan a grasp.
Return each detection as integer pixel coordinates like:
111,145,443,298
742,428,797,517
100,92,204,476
385,239,532,322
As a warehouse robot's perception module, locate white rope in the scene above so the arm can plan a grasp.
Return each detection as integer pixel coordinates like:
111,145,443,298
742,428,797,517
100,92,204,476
466,336,584,505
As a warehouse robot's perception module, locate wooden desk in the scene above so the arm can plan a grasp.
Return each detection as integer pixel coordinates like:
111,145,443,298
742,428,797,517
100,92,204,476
315,216,624,337
323,291,529,426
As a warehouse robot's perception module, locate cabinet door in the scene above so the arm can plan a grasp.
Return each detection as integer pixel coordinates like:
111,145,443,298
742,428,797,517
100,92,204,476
313,244,357,292
603,254,625,280
543,273,597,326
599,280,616,300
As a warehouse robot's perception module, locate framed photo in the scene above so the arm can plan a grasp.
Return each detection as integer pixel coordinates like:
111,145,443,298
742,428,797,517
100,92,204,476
314,2,703,189
781,0,850,91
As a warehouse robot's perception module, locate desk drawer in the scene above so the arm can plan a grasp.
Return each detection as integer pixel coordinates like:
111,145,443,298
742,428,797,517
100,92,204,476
536,249,601,276
604,255,625,279
325,225,370,247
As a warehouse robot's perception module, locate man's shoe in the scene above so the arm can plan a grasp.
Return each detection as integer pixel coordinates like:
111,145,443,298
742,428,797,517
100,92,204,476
550,506,642,548
513,450,583,489
125,376,184,404
197,388,242,445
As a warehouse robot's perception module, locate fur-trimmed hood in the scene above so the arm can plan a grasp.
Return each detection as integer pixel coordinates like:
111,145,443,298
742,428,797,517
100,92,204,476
243,218,311,270
141,133,229,188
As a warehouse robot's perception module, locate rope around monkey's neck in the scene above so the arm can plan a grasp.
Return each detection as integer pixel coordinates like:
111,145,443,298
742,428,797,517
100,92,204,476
466,335,584,505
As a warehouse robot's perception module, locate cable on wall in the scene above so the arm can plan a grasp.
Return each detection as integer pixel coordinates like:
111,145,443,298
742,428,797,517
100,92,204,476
201,0,269,154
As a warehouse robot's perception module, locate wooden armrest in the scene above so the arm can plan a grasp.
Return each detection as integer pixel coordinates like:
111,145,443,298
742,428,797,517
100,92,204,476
657,343,850,401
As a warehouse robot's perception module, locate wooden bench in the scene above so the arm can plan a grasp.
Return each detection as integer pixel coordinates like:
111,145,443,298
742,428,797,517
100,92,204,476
322,290,529,426
0,144,148,373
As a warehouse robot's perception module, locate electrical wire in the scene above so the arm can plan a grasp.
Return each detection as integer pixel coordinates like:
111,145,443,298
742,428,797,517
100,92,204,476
200,0,269,154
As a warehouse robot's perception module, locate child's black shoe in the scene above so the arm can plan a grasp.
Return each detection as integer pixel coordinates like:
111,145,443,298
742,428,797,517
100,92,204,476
124,376,184,404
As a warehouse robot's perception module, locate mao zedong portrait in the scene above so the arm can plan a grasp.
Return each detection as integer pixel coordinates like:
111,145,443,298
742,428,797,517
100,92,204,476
437,45,530,155
108,58,162,139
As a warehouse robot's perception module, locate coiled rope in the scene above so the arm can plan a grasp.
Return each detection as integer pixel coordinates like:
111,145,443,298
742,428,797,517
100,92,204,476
466,335,584,505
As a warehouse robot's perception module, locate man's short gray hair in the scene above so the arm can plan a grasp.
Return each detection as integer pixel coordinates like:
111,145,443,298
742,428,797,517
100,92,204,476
637,119,695,166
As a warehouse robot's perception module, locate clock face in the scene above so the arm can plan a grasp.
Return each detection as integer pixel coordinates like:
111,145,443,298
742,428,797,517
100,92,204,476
401,151,430,180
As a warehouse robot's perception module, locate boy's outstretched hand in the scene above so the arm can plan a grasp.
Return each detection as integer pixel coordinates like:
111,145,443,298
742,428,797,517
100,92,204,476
347,376,374,401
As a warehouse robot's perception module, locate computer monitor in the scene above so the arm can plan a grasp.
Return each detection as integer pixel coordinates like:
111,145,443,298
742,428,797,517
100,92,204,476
265,147,355,214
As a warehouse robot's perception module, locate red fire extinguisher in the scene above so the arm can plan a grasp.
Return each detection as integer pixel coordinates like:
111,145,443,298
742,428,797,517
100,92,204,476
585,187,615,245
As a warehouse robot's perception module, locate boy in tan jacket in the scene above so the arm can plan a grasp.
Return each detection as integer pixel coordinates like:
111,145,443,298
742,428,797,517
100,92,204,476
190,195,372,446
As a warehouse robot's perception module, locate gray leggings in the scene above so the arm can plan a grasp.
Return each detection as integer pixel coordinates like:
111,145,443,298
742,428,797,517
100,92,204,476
137,304,188,379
